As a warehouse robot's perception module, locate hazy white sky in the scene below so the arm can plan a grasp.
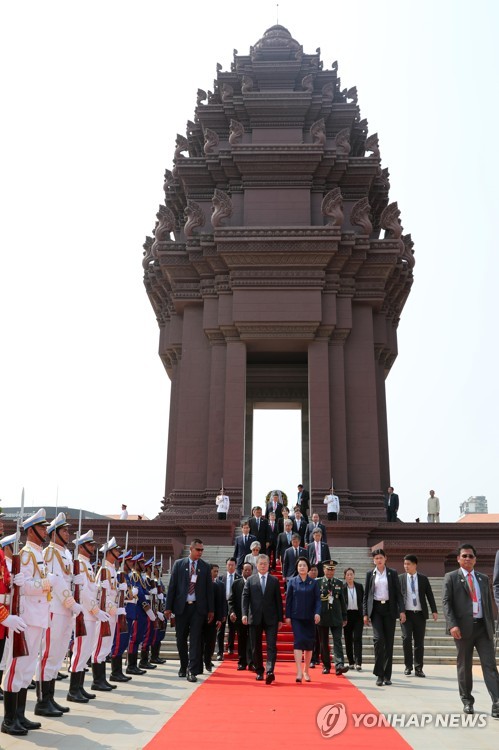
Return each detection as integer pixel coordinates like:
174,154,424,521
1,1,498,523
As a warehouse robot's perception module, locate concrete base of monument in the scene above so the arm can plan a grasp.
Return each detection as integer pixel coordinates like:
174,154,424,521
1,662,497,749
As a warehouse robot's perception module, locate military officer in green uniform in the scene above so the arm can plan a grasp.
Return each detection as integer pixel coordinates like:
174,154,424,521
317,561,348,675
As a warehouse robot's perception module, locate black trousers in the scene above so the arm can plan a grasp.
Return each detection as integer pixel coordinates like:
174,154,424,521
249,619,278,675
327,512,338,521
401,610,426,670
202,619,218,668
217,512,227,520
235,621,252,667
175,602,205,675
217,617,236,655
371,601,396,680
454,620,499,704
386,508,397,522
344,610,363,666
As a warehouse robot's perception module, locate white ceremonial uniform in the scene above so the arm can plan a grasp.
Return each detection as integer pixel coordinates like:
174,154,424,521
2,541,51,692
70,555,100,673
323,494,340,515
216,494,230,514
92,560,118,664
37,543,76,682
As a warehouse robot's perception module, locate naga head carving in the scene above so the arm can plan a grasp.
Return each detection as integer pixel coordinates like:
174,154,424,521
211,189,233,229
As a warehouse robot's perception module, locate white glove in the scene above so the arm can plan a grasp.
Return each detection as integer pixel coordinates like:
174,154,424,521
131,586,138,596
157,593,164,600
149,587,158,595
96,609,110,622
118,582,127,591
117,607,126,616
64,596,77,609
72,573,85,585
109,605,117,617
13,572,25,587
100,579,110,590
42,578,51,592
157,612,165,622
3,614,27,633
145,608,156,621
71,602,84,616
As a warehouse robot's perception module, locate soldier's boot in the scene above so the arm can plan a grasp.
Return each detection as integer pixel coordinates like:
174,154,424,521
139,647,157,669
126,653,147,675
150,643,166,664
110,657,132,682
49,679,69,713
1,691,28,735
67,671,88,703
91,662,115,691
79,671,96,700
16,686,41,730
34,681,63,718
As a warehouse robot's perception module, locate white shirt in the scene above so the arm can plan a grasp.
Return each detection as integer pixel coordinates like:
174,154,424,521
324,494,340,514
405,573,421,611
216,494,230,513
346,584,358,610
460,567,483,618
120,509,128,520
373,568,389,601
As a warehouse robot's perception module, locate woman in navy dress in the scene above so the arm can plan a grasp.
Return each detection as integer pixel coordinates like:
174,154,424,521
285,557,321,682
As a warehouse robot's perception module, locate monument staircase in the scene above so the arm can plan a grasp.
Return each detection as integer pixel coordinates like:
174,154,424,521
158,545,484,665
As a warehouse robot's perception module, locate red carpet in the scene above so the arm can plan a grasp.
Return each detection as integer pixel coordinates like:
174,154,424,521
145,660,412,749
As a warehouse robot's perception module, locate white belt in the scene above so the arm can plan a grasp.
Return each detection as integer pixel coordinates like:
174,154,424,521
0,594,11,605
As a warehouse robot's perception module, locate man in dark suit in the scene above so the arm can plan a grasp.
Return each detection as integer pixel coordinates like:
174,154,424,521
276,520,293,567
363,548,405,686
292,507,306,546
399,554,438,678
233,521,257,574
297,484,310,522
305,513,328,546
384,486,399,522
267,512,279,570
165,538,214,683
202,564,225,672
265,493,284,521
228,562,254,670
493,549,499,611
216,557,240,659
443,543,499,716
242,554,283,684
248,506,270,552
282,534,307,582
306,528,331,576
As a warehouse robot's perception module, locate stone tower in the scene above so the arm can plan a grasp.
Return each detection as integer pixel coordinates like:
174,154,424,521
143,26,414,521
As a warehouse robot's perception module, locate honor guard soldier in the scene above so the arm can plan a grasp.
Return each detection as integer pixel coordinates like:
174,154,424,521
141,557,162,668
2,509,51,735
126,553,157,672
0,532,21,698
68,529,110,703
151,561,167,664
91,536,122,691
316,561,349,675
0,532,20,573
124,552,148,675
109,548,133,682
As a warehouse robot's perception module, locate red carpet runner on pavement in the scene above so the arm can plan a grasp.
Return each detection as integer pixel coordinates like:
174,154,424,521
144,660,412,749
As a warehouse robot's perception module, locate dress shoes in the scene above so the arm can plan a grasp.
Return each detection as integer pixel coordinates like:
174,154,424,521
355,665,362,672
296,678,302,683
178,669,187,678
186,672,197,683
415,669,425,678
336,665,349,675
463,702,474,715
309,661,316,669
204,663,213,672
404,668,412,675
216,654,224,661
256,674,264,681
376,678,384,686
227,649,234,655
265,672,275,685
322,668,330,674
237,665,246,671
348,663,355,669
491,701,499,718
384,680,392,686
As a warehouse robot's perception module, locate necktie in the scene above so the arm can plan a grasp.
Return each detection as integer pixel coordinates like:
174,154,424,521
257,519,260,530
261,575,266,594
295,548,298,558
244,536,247,544
467,573,477,603
271,523,274,531
410,575,417,606
316,542,320,561
227,573,233,599
287,533,291,543
188,562,196,595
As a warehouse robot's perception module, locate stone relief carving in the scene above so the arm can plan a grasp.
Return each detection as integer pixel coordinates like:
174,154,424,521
204,127,220,155
163,169,174,194
380,201,403,241
335,128,351,156
211,189,232,229
402,233,415,268
350,197,373,234
365,133,380,158
310,118,326,146
142,236,154,269
241,75,254,93
174,134,189,160
221,83,233,102
184,200,205,238
154,204,176,243
321,188,344,227
343,86,358,103
302,74,314,93
322,82,334,101
229,119,245,145
196,88,207,105
331,60,338,72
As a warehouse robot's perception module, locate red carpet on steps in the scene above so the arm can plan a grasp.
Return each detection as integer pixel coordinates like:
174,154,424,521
144,660,411,749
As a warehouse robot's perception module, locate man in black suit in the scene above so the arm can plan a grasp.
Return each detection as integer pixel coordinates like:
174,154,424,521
242,554,283,684
306,528,331,576
493,549,499,611
228,562,254,670
363,548,405,686
267,512,279,570
282,534,307,582
265,493,284,521
165,538,214,683
443,543,499,716
399,554,438,678
297,484,310,522
292,507,306,546
248,506,270,552
233,521,257,574
202,564,225,672
305,513,328,546
216,557,240,659
384,486,399,522
276,520,293,567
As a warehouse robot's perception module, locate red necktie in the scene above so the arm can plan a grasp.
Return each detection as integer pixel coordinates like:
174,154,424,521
467,573,477,602
188,562,196,595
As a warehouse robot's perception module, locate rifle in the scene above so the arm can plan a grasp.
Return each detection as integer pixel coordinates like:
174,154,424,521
73,509,86,637
116,531,128,635
98,522,111,638
10,489,28,657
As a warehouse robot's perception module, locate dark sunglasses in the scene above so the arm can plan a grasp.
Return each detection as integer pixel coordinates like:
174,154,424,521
460,554,475,559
